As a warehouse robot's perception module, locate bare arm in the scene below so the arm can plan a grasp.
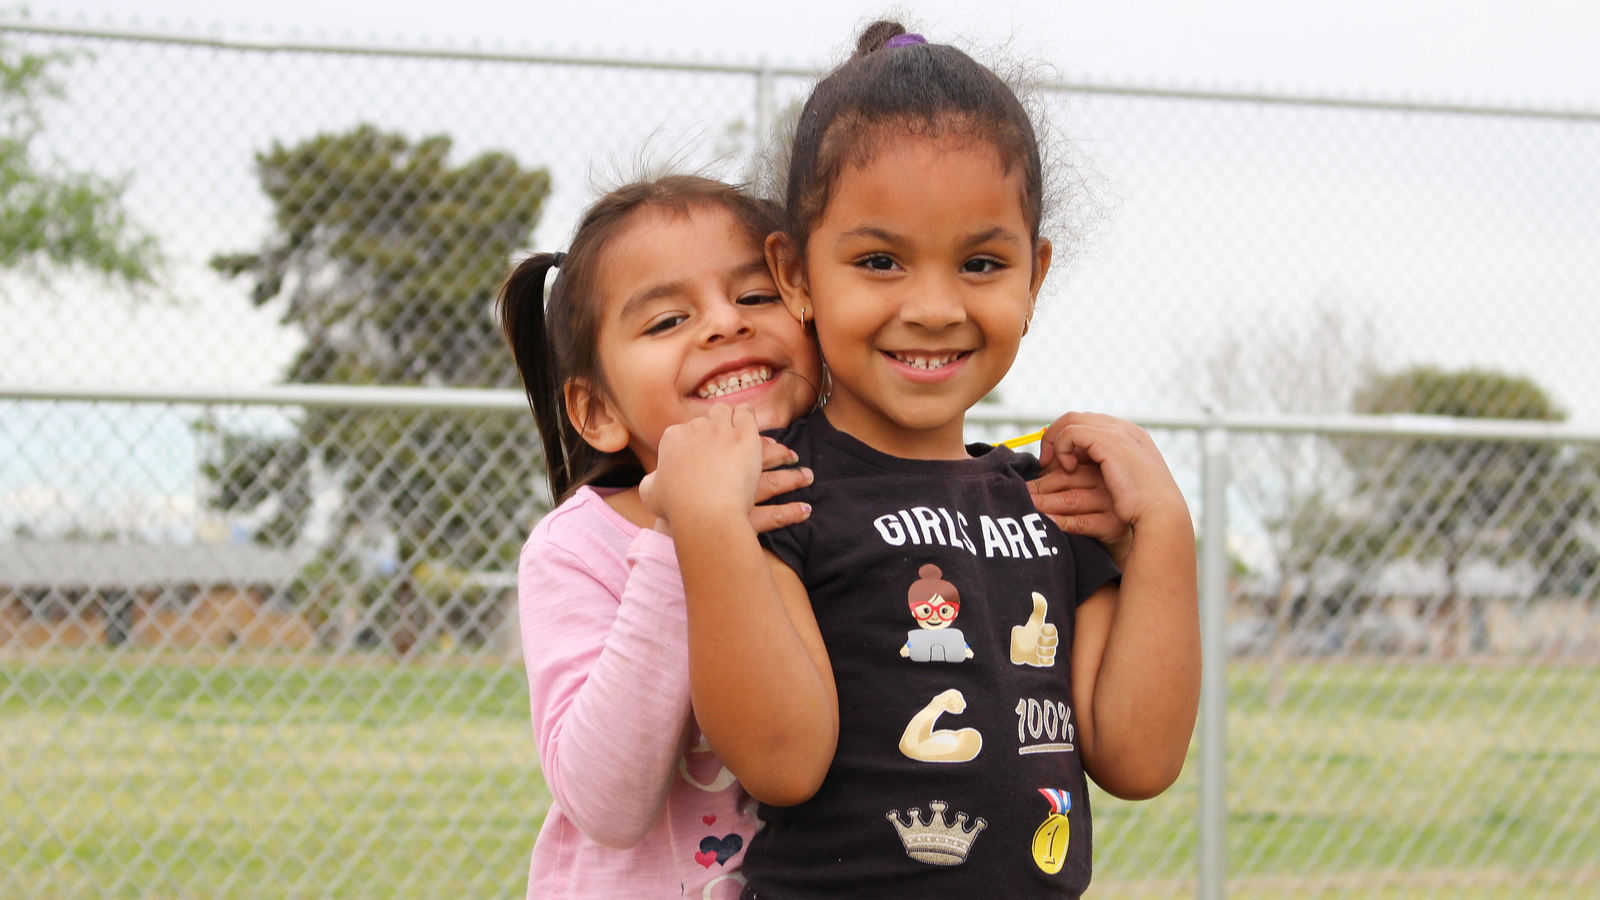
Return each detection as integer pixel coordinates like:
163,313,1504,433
642,403,839,806
1046,413,1200,800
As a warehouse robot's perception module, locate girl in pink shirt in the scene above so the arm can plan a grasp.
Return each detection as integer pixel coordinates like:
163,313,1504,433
496,175,1130,898
498,176,821,899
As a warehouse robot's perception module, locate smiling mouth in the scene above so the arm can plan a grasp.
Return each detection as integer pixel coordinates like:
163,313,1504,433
696,365,775,399
887,351,967,370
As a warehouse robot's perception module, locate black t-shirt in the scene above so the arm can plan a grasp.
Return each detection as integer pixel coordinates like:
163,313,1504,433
747,411,1121,899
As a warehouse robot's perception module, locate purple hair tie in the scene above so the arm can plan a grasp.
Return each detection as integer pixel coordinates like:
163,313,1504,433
884,33,927,49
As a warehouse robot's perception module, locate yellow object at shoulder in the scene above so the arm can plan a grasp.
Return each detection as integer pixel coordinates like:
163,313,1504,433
996,428,1045,449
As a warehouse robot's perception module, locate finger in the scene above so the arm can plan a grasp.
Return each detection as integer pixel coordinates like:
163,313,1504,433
1038,624,1058,643
1042,412,1100,468
708,402,733,424
1026,592,1048,627
752,466,814,503
638,471,657,509
1049,512,1132,546
732,403,758,432
1031,463,1105,494
1037,412,1079,469
750,501,812,534
1031,485,1115,518
761,439,800,471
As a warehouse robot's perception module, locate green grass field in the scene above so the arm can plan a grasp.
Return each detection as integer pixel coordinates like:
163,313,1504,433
3,654,1596,898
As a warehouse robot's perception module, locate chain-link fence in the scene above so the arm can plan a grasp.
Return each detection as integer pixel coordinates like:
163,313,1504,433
2,15,1598,900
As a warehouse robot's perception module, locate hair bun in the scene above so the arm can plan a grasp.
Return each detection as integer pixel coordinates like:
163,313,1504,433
853,20,907,59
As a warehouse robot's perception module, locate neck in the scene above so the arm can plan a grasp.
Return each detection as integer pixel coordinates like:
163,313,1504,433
601,485,657,529
822,390,972,460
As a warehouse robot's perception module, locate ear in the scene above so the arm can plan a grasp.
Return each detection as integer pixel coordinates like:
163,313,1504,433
1029,237,1053,311
563,378,631,454
766,232,811,323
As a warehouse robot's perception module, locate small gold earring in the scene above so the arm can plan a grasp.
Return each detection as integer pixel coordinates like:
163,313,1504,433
800,307,808,328
1022,316,1032,336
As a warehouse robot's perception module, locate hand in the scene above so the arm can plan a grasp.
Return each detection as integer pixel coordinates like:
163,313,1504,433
1037,412,1189,534
640,404,811,534
749,437,814,534
1009,592,1059,667
1027,454,1132,563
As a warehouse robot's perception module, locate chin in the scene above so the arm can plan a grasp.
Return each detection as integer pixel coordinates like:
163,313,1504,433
753,396,807,431
890,404,971,433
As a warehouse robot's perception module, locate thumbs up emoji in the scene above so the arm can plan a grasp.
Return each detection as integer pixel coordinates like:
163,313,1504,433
1010,592,1058,668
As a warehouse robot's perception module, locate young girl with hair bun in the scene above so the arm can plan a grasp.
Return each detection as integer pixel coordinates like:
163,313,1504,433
645,23,1201,898
499,174,1128,899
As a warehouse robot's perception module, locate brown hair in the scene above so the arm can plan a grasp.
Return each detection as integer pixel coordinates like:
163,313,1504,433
908,563,960,611
497,175,784,503
784,20,1046,262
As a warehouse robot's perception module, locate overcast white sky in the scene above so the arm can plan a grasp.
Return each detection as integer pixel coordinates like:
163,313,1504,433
24,0,1600,108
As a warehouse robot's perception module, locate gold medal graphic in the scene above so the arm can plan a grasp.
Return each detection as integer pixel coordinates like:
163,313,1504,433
1032,788,1071,874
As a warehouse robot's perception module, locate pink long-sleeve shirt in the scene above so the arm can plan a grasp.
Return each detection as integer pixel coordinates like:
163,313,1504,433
520,486,758,900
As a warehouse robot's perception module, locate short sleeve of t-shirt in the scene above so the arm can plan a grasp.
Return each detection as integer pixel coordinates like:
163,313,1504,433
1064,531,1120,607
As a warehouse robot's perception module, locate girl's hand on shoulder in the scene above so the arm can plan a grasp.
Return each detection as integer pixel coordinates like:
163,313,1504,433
640,404,812,533
1028,457,1132,566
750,436,814,533
1038,412,1189,533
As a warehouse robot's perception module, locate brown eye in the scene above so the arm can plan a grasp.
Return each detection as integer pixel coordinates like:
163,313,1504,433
938,604,956,619
913,604,932,619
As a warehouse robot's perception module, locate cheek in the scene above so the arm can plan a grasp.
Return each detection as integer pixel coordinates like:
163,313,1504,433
600,343,691,427
772,320,823,383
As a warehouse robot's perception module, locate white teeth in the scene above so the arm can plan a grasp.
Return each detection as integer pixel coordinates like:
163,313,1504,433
891,352,961,370
696,366,774,399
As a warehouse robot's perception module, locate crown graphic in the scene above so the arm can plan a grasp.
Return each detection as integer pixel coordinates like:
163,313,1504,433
886,800,987,866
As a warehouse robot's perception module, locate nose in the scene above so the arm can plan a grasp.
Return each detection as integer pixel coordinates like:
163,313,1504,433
700,299,755,345
899,272,967,332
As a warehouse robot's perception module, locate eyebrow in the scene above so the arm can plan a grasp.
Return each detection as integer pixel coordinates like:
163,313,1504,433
731,258,773,280
839,225,904,244
619,280,688,321
836,225,1024,248
617,259,774,321
963,226,1024,247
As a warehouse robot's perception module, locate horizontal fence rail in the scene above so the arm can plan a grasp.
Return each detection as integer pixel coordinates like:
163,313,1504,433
10,384,1600,443
7,17,1600,121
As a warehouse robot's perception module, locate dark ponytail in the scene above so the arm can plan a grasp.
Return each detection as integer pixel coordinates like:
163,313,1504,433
497,175,785,506
497,253,581,501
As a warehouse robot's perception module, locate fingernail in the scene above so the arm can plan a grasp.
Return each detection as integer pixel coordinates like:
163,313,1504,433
802,467,814,482
801,503,812,515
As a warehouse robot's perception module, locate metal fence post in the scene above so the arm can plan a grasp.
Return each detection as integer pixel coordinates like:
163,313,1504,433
1198,424,1229,900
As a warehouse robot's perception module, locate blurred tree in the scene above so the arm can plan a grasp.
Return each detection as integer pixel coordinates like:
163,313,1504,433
0,41,159,286
1342,366,1599,655
205,126,552,652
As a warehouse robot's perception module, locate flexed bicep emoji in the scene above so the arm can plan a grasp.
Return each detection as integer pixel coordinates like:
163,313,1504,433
1010,592,1058,667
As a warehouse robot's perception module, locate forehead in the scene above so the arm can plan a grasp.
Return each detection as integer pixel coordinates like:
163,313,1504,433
594,204,767,316
819,133,1029,238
